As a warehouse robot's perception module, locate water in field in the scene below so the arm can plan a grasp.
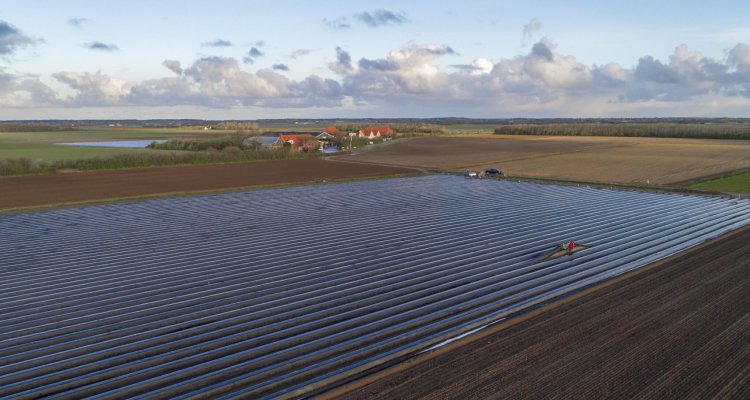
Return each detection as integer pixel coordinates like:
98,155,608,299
56,139,167,148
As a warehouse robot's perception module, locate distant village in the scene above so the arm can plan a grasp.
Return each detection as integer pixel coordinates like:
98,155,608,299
241,125,395,152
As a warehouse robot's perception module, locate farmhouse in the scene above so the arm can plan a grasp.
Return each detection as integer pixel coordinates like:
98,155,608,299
358,126,394,138
315,131,336,141
241,136,281,147
323,125,342,136
314,132,337,150
279,134,314,148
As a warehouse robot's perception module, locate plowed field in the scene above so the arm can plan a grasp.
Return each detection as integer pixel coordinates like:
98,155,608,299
341,226,750,399
0,158,415,210
339,136,750,185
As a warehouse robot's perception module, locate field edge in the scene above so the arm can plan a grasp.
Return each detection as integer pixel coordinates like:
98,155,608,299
0,172,420,215
316,224,750,399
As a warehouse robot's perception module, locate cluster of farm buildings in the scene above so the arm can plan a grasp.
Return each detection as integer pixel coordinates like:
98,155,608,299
242,125,394,151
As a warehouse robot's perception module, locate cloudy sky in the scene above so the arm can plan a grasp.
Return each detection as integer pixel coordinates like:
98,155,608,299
1,0,750,119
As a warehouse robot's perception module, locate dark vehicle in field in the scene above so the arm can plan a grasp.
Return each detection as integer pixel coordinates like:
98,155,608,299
485,168,505,176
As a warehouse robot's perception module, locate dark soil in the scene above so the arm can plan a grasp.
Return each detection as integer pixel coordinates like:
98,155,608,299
341,227,750,399
0,159,416,210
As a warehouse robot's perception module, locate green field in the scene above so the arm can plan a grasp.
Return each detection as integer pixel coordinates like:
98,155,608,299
0,142,171,162
0,127,217,162
690,171,750,193
0,127,213,142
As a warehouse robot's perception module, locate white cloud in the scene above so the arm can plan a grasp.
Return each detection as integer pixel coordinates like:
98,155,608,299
356,10,409,27
515,41,594,89
320,40,750,114
324,9,409,30
243,47,264,64
0,68,57,107
329,46,356,75
288,48,311,59
728,43,750,70
470,58,493,75
4,39,750,116
522,18,542,39
48,56,345,109
84,41,119,52
201,39,232,48
52,71,132,106
68,18,88,28
162,60,183,75
335,44,458,98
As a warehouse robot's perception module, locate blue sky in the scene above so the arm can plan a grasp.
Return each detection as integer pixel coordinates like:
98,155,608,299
1,0,749,119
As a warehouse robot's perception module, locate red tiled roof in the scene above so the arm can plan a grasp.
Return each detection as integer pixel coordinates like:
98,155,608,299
280,134,314,145
360,126,393,135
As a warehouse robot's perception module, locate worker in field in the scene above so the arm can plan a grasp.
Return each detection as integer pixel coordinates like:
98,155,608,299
567,241,575,255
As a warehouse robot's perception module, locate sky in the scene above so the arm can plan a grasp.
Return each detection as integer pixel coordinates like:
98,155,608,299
1,0,750,119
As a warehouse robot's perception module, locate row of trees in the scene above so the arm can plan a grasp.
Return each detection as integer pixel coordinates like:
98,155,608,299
0,124,75,132
391,123,446,134
213,122,262,132
493,123,750,140
147,134,247,151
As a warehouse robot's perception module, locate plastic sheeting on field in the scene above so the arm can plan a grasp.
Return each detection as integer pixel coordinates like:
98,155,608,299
1,175,749,399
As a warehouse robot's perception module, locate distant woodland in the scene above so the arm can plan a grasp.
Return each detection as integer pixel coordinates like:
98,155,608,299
494,122,750,140
0,124,75,132
2,119,750,139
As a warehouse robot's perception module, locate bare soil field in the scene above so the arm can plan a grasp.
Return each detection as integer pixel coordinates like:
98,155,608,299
0,159,415,210
339,136,750,185
341,226,750,400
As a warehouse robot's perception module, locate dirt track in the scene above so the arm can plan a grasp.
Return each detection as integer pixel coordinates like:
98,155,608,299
342,227,750,399
0,159,415,210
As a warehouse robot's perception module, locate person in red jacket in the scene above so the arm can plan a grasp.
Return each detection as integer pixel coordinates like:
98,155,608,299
567,241,575,255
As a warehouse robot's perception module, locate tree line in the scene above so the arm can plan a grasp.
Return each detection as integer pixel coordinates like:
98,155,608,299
493,123,750,140
213,122,262,132
0,123,75,132
147,134,246,151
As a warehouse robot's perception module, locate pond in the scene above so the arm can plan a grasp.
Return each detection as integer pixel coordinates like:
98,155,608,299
56,139,167,148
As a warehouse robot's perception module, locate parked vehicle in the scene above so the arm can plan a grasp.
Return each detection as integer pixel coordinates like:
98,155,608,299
485,167,505,176
463,169,478,178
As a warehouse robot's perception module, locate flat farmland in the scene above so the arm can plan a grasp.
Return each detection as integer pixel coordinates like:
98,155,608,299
0,142,169,162
343,226,750,399
340,136,750,186
0,128,210,162
2,176,749,399
0,158,416,210
691,170,750,193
